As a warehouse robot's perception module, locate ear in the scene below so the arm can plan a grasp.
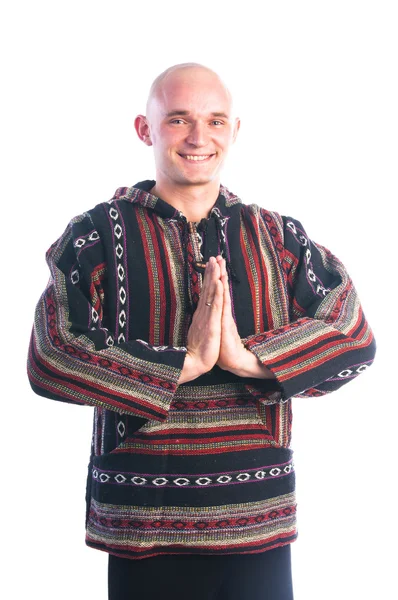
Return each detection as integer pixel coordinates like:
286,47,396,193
134,115,153,146
232,117,241,144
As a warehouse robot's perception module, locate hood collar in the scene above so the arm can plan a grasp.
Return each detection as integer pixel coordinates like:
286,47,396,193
110,179,242,221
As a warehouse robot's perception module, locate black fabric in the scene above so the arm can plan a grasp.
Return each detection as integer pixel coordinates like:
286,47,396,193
108,544,294,600
91,446,295,508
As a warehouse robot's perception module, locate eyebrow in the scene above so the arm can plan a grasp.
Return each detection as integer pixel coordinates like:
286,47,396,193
164,110,230,119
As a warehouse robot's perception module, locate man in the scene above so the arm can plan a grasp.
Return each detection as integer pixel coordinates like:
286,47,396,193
27,63,376,600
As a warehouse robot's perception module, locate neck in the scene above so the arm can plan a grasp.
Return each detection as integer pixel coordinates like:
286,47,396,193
149,177,221,222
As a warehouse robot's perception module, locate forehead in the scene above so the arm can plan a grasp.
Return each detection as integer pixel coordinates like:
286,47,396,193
154,70,232,117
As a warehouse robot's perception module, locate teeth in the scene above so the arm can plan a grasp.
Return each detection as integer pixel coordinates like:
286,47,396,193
182,155,212,161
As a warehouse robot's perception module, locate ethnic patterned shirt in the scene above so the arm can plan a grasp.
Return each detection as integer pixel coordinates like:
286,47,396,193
27,179,376,559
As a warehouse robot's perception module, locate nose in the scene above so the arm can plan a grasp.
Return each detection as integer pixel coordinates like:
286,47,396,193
185,121,208,147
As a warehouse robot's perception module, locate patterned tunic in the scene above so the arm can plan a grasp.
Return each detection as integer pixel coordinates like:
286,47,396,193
27,179,376,559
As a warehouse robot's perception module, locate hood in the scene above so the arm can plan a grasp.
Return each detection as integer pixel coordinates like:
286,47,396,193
111,179,242,220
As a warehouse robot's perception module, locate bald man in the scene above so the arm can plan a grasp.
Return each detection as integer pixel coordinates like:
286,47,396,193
28,63,376,600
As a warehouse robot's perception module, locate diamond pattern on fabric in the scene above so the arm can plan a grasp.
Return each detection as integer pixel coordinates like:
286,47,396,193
92,459,294,489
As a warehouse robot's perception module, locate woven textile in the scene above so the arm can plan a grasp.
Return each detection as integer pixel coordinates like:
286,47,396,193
27,179,376,559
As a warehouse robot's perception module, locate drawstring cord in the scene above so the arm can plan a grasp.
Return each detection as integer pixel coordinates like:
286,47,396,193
180,219,193,314
179,208,240,317
212,209,240,283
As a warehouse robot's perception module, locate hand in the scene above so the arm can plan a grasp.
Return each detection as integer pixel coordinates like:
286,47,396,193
215,256,275,379
178,256,223,384
215,257,248,372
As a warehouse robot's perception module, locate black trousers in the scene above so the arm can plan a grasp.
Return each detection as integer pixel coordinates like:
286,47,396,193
108,544,294,600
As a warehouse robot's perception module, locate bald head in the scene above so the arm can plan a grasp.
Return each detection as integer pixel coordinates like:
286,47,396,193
145,63,234,122
134,63,240,193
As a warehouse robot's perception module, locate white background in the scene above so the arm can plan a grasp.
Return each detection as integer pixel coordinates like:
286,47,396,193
2,1,397,598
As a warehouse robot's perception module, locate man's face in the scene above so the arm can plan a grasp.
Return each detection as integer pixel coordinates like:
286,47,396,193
143,69,240,187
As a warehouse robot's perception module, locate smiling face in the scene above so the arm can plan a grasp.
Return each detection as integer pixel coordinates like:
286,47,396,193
136,66,240,190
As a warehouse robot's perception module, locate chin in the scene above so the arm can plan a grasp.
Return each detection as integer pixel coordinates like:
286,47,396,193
180,168,221,185
182,175,215,186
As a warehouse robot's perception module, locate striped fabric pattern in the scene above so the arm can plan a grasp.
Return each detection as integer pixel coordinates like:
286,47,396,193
27,179,376,559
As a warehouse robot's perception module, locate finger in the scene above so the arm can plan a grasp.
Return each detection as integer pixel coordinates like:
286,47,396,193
215,256,224,274
221,273,232,310
201,257,216,291
210,280,224,312
220,270,229,291
215,255,225,276
206,255,223,267
200,259,221,309
203,256,220,278
200,280,223,319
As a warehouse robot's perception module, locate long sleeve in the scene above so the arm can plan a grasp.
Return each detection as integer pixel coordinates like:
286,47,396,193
27,212,187,420
243,215,376,403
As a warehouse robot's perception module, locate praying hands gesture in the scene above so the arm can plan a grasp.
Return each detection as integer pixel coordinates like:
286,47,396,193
178,256,275,384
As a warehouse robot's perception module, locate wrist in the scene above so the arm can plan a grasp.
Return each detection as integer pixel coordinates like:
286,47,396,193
178,352,208,385
229,349,275,379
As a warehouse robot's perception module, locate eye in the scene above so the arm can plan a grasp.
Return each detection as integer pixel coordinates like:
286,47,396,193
170,119,185,124
211,120,223,126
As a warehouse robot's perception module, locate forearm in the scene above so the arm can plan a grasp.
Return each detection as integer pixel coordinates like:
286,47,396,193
224,348,276,379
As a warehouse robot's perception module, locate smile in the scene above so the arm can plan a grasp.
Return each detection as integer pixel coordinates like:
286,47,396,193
178,154,215,162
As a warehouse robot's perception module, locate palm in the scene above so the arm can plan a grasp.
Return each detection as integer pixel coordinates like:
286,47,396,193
215,259,246,371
